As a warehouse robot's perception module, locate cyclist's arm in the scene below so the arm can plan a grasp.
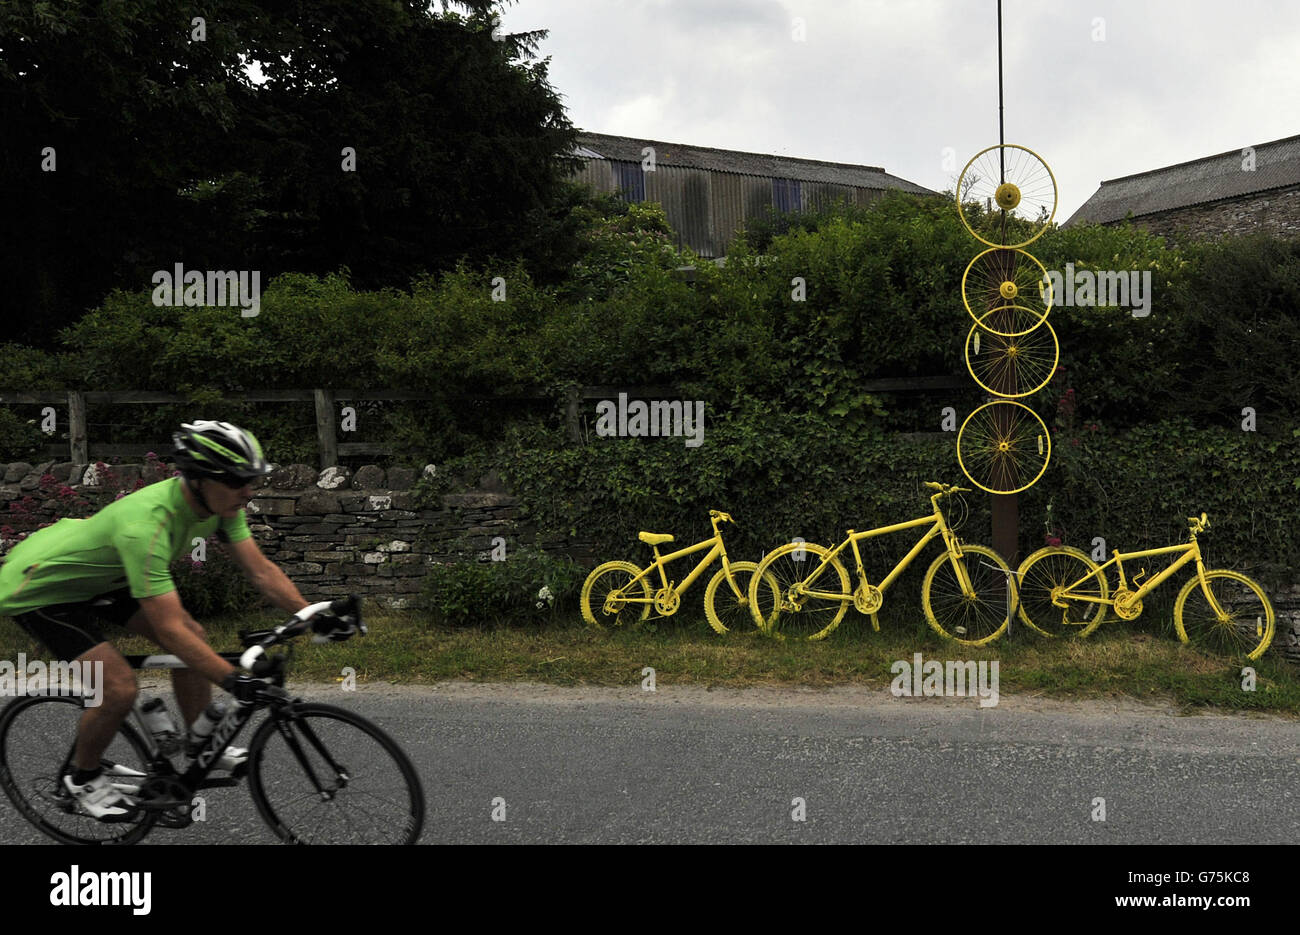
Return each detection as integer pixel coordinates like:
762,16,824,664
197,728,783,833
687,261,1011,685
138,590,237,684
224,534,310,615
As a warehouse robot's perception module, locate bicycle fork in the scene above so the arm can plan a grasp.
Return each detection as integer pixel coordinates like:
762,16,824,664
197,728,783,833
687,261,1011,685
271,710,350,801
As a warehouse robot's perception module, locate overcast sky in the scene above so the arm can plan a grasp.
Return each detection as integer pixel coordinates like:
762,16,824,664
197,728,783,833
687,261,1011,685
498,0,1300,221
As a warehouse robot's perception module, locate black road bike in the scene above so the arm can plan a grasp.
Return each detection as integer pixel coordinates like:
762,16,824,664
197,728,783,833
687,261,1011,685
0,596,423,844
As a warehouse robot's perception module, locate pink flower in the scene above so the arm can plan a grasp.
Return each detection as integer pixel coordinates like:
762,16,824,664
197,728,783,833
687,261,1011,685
1047,536,1061,546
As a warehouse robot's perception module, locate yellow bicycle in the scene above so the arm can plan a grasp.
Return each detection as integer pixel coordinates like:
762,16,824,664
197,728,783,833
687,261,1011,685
747,483,1017,645
1016,513,1276,659
580,510,779,635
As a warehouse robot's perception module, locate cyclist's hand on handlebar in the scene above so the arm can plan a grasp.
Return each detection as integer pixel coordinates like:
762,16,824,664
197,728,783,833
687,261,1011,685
310,594,365,643
312,613,360,643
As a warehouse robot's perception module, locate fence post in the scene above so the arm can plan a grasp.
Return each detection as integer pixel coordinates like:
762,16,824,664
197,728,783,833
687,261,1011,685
67,391,88,464
565,385,581,443
314,389,337,469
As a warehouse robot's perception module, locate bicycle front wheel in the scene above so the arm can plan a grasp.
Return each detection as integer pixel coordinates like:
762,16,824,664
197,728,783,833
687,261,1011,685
1174,570,1275,660
922,545,1016,646
749,542,851,641
1017,546,1109,637
705,561,779,634
580,561,651,629
0,695,156,845
248,703,424,845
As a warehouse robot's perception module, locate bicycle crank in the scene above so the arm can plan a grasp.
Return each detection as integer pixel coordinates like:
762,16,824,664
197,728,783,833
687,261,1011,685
1111,588,1143,621
853,583,883,615
139,776,195,828
653,589,680,616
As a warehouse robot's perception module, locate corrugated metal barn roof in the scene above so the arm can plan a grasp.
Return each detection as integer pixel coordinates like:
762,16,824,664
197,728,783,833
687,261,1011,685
574,131,935,195
1065,134,1300,226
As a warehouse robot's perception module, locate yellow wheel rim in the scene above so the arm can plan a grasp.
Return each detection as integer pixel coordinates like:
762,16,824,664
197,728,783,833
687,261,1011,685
956,400,1051,494
962,247,1052,335
964,308,1059,399
956,144,1058,249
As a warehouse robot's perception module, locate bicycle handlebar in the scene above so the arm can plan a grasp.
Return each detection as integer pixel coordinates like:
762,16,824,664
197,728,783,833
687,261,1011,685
709,509,736,526
238,595,363,670
924,482,970,496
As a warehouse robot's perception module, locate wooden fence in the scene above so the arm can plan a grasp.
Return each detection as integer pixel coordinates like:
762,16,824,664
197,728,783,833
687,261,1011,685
0,377,969,467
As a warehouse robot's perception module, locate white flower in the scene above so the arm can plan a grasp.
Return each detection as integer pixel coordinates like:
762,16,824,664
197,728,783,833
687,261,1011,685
535,585,555,610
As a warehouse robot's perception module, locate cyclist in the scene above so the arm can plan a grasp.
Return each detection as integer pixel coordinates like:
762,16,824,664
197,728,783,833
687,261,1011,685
0,421,349,821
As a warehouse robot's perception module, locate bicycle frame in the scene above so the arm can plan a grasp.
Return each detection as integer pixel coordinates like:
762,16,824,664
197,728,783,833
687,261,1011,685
798,495,973,602
621,531,732,606
1056,540,1204,608
107,650,340,799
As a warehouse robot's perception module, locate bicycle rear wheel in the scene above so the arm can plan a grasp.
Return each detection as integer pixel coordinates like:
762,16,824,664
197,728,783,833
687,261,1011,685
749,542,851,641
0,695,156,845
1016,546,1109,637
248,703,424,844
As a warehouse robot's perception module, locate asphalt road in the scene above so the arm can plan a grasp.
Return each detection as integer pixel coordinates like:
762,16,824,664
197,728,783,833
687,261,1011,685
2,680,1297,844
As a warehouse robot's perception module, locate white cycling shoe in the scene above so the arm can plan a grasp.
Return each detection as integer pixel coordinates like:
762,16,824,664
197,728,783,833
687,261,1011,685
63,770,140,822
185,745,249,772
215,746,249,772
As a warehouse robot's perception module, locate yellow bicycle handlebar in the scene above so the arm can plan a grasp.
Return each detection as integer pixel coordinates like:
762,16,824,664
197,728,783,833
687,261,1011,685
710,510,735,525
925,482,971,496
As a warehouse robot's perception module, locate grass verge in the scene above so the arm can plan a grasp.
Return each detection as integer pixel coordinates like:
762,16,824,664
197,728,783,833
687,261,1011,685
2,604,1295,716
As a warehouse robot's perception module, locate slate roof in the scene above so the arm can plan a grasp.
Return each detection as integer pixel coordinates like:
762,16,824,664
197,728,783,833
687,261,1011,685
1065,134,1300,226
574,131,935,195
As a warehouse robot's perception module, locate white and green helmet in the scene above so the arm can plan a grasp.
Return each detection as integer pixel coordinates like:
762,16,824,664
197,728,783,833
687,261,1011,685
171,420,272,483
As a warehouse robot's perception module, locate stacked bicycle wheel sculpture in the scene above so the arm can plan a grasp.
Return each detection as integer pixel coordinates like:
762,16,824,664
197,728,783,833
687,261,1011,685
954,145,1057,495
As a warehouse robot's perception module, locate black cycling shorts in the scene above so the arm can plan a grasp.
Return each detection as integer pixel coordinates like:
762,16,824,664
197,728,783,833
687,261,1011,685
11,589,141,662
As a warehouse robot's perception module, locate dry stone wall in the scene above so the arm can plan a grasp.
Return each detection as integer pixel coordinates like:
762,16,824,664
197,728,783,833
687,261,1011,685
0,460,579,612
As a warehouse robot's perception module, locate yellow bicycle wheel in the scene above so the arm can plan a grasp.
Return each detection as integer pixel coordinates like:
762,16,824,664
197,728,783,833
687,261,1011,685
748,541,850,641
956,144,1057,249
1173,570,1275,660
961,248,1052,334
965,307,1058,399
922,545,1016,646
705,561,779,635
580,561,651,629
1016,546,1109,638
956,401,1051,494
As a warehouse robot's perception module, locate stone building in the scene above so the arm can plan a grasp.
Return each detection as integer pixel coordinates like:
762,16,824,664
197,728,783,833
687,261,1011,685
1064,134,1300,238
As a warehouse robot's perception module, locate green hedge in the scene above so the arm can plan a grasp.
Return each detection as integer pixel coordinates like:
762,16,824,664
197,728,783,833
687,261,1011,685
424,409,1297,599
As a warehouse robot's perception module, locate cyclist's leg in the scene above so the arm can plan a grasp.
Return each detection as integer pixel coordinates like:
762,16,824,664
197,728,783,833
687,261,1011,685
124,602,211,727
70,642,137,770
10,604,137,770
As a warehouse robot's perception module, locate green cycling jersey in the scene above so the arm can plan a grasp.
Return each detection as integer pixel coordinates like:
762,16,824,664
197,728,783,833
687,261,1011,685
0,476,250,616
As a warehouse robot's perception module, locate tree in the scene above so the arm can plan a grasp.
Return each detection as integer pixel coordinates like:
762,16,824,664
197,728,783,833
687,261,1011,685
0,0,577,346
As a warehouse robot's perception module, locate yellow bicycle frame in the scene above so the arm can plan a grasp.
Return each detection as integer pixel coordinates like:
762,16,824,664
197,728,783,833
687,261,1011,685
1053,535,1227,617
796,492,975,603
617,514,739,611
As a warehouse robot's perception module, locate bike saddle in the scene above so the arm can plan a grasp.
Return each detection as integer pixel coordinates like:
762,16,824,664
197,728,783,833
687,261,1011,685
638,532,674,546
